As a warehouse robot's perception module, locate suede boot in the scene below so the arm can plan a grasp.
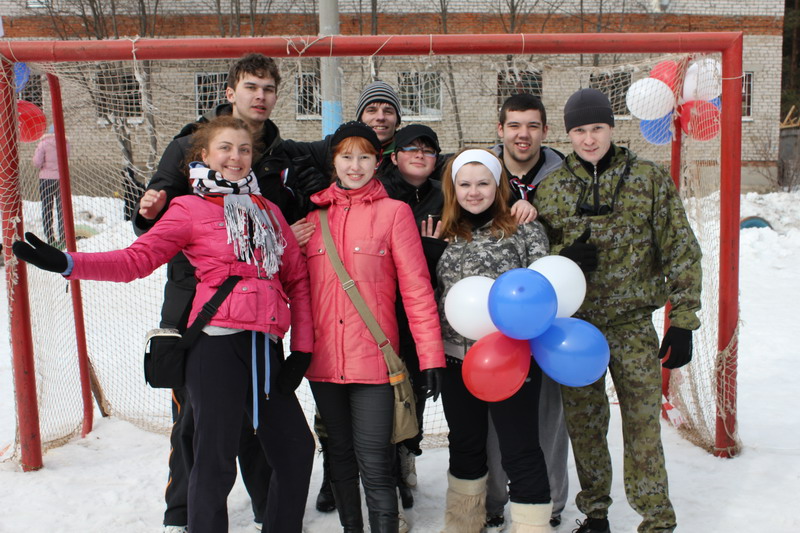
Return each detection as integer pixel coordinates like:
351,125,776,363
441,471,488,533
509,501,554,533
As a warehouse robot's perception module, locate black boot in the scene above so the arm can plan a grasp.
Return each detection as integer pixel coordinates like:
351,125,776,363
331,480,364,533
316,437,336,513
395,447,413,509
369,512,400,533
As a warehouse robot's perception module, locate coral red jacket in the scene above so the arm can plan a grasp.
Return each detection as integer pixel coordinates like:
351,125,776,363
66,195,313,352
304,178,444,384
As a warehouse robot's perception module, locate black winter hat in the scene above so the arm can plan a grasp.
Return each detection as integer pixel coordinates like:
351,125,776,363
331,121,383,154
355,81,402,125
394,124,441,153
563,88,615,132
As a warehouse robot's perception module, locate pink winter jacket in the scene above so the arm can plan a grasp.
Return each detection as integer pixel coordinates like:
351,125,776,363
304,178,444,384
32,134,68,180
66,195,313,352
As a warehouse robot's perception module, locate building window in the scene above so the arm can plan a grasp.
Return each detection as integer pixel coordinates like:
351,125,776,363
589,71,632,116
26,0,50,7
296,65,321,118
95,67,142,119
195,72,228,118
497,69,542,107
741,71,753,118
18,74,43,108
398,71,442,119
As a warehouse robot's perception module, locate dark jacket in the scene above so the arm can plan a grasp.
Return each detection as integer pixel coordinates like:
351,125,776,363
379,166,444,226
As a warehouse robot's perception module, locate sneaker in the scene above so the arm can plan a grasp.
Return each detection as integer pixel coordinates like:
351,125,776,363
550,514,562,527
399,509,410,533
484,512,506,532
398,445,418,487
163,527,188,533
572,517,610,533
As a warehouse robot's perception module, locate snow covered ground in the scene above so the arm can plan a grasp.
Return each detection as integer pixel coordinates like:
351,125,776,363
1,191,799,532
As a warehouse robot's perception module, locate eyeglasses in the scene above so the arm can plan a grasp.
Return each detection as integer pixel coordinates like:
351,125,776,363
398,146,438,158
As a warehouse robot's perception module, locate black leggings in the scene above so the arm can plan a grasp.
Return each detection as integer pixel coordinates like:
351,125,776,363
186,332,314,533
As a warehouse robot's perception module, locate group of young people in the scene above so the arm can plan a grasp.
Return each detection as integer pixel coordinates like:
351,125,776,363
13,53,702,533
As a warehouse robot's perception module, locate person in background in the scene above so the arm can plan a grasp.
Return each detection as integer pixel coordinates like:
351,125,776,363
303,121,445,533
484,93,570,531
32,125,68,247
534,88,702,533
431,149,553,533
380,123,445,509
14,116,315,533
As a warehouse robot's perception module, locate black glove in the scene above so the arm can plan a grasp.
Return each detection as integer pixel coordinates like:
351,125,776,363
658,326,693,369
423,367,444,402
277,351,311,395
12,232,68,273
559,228,598,272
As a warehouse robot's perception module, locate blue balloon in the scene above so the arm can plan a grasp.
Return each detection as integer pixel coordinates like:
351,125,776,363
639,112,673,145
529,318,610,387
488,268,557,340
710,97,721,109
14,63,30,93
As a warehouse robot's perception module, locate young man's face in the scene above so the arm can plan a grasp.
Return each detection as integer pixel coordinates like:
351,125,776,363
360,102,399,144
390,139,437,186
567,123,613,165
497,109,548,166
226,73,278,130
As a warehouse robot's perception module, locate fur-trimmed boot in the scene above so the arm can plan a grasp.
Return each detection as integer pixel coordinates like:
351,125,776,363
441,472,488,533
508,502,554,533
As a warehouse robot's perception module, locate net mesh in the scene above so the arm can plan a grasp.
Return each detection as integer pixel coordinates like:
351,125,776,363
0,48,739,459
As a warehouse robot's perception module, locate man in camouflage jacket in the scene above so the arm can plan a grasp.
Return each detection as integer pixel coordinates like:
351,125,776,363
533,88,702,533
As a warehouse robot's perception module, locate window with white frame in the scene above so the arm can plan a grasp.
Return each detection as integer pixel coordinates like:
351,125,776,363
26,0,50,7
589,70,632,116
398,71,442,119
497,69,543,108
295,64,321,118
195,72,228,118
741,71,753,119
18,74,43,108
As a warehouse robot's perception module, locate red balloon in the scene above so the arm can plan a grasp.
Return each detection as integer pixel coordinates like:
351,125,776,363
650,60,680,92
678,100,721,141
462,332,531,402
17,100,47,143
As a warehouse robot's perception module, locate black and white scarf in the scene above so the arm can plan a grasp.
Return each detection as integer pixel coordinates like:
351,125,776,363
189,162,285,278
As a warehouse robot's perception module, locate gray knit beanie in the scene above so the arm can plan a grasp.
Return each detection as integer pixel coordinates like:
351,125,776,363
355,81,402,125
563,88,615,132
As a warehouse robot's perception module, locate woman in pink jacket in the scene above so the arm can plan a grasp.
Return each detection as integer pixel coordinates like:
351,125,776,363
13,116,314,533
304,121,445,533
32,127,68,246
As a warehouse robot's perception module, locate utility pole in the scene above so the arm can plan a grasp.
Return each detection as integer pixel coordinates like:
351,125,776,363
319,0,342,135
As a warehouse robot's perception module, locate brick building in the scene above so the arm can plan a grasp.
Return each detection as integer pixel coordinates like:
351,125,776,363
0,0,785,192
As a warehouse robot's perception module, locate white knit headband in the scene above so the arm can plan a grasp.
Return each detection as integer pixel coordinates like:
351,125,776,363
451,150,503,185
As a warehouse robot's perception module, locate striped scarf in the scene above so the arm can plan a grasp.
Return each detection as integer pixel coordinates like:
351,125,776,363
189,162,285,278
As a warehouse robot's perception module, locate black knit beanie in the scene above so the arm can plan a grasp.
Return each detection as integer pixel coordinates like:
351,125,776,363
355,81,402,125
331,121,382,154
563,88,615,132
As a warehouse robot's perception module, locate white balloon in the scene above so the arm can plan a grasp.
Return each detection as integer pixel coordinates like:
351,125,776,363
528,255,587,318
682,58,722,102
626,78,675,120
443,276,498,341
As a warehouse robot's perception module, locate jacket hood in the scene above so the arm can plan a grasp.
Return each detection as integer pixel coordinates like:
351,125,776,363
565,144,636,181
310,176,389,208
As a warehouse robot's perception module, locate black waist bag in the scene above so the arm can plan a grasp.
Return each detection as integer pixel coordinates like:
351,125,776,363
143,276,241,389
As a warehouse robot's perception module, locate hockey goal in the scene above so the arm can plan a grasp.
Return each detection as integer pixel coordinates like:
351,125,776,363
0,32,743,471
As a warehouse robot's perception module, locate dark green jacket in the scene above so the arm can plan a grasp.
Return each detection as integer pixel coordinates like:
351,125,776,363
534,145,702,330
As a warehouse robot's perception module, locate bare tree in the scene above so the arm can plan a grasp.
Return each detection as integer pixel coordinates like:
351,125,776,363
438,0,464,147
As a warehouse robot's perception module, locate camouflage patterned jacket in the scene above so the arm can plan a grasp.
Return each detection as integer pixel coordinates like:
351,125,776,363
534,145,702,330
435,221,549,359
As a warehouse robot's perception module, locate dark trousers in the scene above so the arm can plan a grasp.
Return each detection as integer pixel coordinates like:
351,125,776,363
310,381,398,520
185,332,314,533
39,179,64,245
161,277,272,527
441,360,550,505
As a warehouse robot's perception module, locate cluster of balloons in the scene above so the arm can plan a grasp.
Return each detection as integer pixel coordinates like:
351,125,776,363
626,58,722,145
445,256,610,402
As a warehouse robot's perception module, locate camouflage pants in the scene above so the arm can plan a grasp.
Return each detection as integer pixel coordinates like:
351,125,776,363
561,319,676,533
